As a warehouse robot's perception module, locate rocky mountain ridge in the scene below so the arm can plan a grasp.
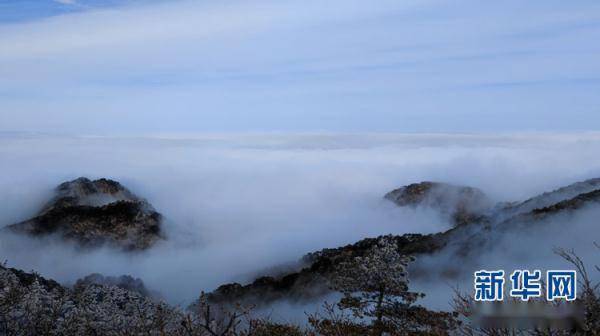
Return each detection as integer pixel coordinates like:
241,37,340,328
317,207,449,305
207,177,600,306
4,176,600,308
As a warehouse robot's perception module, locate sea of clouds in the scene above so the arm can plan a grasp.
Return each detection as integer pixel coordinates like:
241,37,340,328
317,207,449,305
1,132,600,311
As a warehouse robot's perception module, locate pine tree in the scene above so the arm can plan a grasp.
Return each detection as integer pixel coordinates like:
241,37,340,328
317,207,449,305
330,235,455,335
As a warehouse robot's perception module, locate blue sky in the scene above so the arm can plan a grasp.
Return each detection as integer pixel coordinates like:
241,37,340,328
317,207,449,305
0,0,150,22
1,0,599,134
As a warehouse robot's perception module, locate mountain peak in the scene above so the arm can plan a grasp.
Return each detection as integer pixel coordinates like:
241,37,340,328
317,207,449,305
7,177,163,251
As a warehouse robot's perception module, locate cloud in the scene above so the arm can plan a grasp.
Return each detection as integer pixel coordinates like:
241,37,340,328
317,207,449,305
0,0,599,133
413,205,600,310
1,132,600,307
54,0,77,5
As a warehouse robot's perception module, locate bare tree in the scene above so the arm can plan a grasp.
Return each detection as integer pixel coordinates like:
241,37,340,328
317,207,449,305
554,247,600,335
182,292,254,336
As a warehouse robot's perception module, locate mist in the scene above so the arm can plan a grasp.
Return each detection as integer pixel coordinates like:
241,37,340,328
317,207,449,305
412,203,600,309
2,132,600,309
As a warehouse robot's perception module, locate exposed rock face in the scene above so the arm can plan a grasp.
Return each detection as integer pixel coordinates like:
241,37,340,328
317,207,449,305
209,177,600,307
6,177,163,250
384,181,492,226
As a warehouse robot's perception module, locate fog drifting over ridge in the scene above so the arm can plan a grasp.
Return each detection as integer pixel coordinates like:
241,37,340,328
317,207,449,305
1,132,600,307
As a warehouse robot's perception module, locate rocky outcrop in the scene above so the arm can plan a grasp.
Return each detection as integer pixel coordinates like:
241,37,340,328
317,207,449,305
6,177,163,251
384,182,492,226
385,178,600,229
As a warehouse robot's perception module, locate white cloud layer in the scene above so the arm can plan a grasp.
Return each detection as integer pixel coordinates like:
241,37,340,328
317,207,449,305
1,132,600,307
0,0,599,133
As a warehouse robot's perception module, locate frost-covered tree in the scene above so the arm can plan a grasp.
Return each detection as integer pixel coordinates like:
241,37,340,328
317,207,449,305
0,264,195,335
330,235,456,335
1,241,461,336
1,263,283,336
